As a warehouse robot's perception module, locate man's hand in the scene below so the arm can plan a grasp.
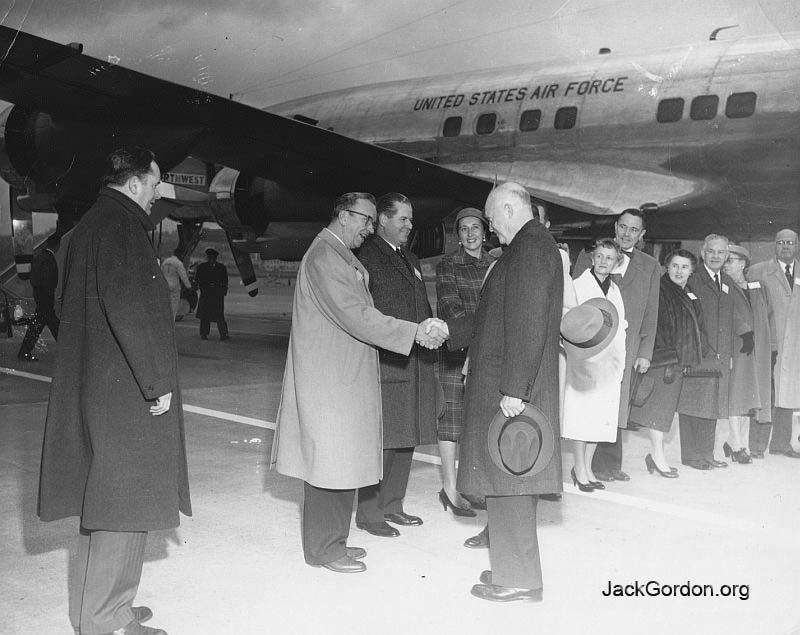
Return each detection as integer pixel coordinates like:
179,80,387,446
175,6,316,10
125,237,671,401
633,357,650,373
150,392,172,416
499,395,524,418
416,318,448,349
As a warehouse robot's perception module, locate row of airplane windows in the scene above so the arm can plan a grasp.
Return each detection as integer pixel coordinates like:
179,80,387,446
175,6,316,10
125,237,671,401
441,91,758,137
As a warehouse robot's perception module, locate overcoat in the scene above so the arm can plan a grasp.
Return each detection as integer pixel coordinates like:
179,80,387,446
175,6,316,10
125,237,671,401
38,188,191,531
727,283,768,418
678,267,749,419
272,229,418,489
196,260,228,321
358,236,438,449
574,247,659,426
747,258,800,408
452,220,563,496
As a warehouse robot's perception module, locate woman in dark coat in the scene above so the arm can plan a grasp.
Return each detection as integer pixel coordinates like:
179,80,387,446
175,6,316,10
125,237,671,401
630,249,706,477
435,208,495,516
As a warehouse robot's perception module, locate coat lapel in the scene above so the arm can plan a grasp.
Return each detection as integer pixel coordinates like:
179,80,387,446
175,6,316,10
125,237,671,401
374,235,416,285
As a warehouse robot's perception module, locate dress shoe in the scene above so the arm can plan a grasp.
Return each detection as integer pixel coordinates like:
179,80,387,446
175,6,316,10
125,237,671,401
708,459,728,468
438,489,476,517
356,521,400,537
462,494,486,510
17,352,39,362
100,621,166,635
464,526,489,549
200,335,208,340
131,606,153,623
682,459,712,470
645,454,679,478
384,511,422,526
539,493,562,502
470,583,543,603
609,469,630,481
570,467,595,492
587,479,606,489
220,335,230,341
318,555,366,573
346,546,366,560
783,449,800,459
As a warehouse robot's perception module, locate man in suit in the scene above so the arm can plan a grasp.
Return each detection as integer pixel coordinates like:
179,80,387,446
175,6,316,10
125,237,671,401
272,192,443,573
195,247,229,340
448,182,562,602
747,229,800,458
573,209,660,482
355,193,440,537
678,234,751,469
17,233,60,361
38,147,190,635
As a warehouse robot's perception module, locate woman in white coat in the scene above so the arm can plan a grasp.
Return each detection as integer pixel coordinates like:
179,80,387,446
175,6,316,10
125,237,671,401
562,239,628,491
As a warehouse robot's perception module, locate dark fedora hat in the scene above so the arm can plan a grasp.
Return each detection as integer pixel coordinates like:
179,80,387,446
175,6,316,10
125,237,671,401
487,404,556,478
560,297,619,360
205,247,219,257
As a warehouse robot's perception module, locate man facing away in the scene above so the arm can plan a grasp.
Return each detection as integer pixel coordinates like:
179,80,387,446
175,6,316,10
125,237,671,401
747,228,800,458
38,147,191,635
448,182,563,602
272,192,445,574
573,208,660,482
17,232,61,361
355,193,439,537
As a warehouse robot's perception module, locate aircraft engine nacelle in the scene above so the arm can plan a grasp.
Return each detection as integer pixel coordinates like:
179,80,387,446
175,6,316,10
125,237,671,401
209,166,271,237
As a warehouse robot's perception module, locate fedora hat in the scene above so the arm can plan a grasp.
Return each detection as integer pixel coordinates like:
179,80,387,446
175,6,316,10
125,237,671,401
487,404,556,478
560,297,619,360
205,248,219,257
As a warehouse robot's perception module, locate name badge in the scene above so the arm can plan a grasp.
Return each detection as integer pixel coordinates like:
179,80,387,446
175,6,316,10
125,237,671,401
721,283,729,294
747,281,761,290
687,292,698,300
414,267,422,280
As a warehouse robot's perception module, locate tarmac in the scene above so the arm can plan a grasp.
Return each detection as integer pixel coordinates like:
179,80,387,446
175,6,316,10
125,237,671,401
2,281,800,635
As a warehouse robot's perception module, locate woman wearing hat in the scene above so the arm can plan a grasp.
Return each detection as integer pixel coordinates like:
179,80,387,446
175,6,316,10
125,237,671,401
716,243,772,462
561,239,627,491
629,249,706,476
434,208,495,516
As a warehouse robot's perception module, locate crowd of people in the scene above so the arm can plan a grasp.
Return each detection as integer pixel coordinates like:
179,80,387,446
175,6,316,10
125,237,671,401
27,145,800,633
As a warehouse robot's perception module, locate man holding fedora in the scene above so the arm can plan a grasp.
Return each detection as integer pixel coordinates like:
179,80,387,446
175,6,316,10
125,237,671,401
447,182,563,601
196,247,229,340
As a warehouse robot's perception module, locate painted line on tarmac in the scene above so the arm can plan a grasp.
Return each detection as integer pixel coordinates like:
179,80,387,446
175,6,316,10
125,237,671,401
0,365,764,532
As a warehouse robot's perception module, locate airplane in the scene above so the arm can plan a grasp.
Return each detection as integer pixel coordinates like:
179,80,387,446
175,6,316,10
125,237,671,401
1,25,799,291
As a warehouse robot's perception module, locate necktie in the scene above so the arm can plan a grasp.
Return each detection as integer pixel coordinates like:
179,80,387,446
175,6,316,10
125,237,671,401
622,250,632,260
785,262,794,291
714,272,721,292
397,247,413,272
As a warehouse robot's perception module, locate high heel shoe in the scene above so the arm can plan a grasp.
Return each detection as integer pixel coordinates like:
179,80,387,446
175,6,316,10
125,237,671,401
723,442,733,458
733,449,752,464
570,468,595,492
587,479,605,490
645,454,679,478
438,489,477,517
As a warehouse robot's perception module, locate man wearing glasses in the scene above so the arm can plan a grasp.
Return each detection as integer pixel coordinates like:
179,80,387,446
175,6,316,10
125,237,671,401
748,229,800,458
272,192,445,574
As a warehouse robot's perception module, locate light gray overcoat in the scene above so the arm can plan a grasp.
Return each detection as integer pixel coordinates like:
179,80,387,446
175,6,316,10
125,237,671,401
272,229,418,489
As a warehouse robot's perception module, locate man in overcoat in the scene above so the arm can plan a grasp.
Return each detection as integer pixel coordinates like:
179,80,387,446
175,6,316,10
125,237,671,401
355,193,439,537
272,192,442,574
38,147,190,635
748,228,800,457
573,209,659,482
196,247,229,340
679,234,751,469
448,182,563,602
17,232,61,361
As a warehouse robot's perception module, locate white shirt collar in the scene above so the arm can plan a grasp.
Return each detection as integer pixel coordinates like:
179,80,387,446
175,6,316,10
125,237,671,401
704,263,721,280
379,235,399,251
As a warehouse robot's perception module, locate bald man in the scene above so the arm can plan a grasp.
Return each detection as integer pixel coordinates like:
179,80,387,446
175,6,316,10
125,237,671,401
747,229,800,458
448,182,562,601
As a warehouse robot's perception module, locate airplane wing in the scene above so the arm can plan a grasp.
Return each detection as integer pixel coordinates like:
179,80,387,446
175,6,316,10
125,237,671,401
0,25,492,221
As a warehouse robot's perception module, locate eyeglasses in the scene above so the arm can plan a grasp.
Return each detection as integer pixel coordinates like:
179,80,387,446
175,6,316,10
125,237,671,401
345,209,375,229
776,240,796,246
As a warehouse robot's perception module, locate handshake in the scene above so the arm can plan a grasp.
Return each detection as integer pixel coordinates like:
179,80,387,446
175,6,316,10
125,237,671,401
415,317,449,350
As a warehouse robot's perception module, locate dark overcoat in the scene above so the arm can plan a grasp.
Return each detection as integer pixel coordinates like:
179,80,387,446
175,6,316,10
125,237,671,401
452,220,563,496
575,247,659,426
30,247,59,308
728,284,768,418
196,261,228,321
38,188,191,531
678,267,748,420
358,236,438,448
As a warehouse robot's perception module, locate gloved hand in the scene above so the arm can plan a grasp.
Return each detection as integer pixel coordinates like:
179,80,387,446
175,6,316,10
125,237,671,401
740,331,754,355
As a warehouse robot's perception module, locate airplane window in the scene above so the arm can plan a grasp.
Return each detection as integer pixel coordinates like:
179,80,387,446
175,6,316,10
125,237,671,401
657,98,684,123
690,95,719,121
443,116,462,137
476,113,497,135
519,109,541,131
554,107,577,130
726,92,757,118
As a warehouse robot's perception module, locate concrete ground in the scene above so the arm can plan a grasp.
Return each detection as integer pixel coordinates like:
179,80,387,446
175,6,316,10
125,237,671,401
2,282,800,635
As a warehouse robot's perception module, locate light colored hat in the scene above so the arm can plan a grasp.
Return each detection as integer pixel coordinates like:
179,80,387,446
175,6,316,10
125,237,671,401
453,207,487,233
727,244,750,261
560,297,619,360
